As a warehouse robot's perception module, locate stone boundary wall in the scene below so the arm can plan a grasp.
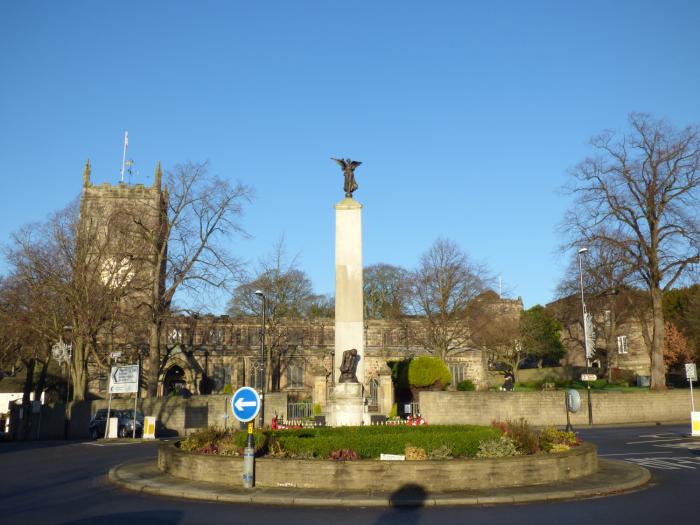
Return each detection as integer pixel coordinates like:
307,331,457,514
158,441,598,491
61,393,287,439
419,390,700,426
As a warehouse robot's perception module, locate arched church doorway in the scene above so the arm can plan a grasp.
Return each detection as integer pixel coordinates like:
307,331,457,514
163,365,187,395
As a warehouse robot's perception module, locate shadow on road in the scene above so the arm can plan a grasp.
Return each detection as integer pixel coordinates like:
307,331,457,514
372,483,427,525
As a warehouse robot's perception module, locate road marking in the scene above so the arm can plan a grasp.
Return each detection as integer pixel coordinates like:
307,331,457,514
654,441,700,450
81,441,139,446
627,437,686,444
624,456,700,470
600,451,673,456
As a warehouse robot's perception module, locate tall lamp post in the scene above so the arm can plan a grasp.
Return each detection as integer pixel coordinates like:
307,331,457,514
254,290,266,428
577,247,594,425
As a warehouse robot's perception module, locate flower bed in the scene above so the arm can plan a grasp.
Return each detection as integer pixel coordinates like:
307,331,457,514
179,420,580,460
159,439,598,492
180,424,501,459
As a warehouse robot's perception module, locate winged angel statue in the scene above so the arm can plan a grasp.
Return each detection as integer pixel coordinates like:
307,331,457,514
331,157,362,198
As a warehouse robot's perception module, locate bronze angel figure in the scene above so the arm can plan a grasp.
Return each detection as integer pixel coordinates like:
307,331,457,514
331,157,362,198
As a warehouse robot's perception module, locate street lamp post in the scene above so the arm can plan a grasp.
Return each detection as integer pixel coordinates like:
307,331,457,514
577,247,593,425
254,290,266,428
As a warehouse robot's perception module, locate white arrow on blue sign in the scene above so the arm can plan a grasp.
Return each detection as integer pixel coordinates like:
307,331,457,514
231,386,261,423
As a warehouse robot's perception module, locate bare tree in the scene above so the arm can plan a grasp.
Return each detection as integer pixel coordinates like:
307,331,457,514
4,196,138,400
133,162,253,397
563,114,700,389
407,238,491,361
363,263,408,320
468,293,524,382
227,238,315,391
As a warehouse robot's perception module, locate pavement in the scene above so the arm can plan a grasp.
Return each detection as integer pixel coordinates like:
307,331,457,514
109,457,651,507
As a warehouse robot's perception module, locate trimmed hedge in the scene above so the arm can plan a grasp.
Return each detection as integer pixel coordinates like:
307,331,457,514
226,424,501,459
408,356,451,388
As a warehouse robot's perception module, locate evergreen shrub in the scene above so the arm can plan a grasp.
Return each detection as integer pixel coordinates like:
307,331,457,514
457,380,476,391
476,436,520,458
408,356,451,388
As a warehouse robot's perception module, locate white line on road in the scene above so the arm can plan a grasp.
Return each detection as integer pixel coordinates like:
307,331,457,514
81,441,139,446
627,437,687,444
600,451,673,456
624,456,700,470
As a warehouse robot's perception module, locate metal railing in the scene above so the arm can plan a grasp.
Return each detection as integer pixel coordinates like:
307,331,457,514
286,401,313,421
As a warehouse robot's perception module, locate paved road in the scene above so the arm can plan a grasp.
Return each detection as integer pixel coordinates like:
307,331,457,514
1,424,698,525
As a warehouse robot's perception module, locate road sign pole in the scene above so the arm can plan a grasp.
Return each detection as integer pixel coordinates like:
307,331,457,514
690,379,695,413
587,384,593,426
133,363,139,439
104,392,113,439
564,391,574,432
243,422,255,488
231,386,262,488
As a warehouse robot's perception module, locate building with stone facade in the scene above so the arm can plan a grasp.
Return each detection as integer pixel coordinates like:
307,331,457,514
78,168,525,415
548,295,652,382
87,314,499,417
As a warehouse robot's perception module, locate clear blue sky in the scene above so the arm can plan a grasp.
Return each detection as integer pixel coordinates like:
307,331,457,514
2,1,699,312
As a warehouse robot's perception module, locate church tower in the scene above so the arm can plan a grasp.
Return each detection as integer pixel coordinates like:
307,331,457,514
78,161,168,327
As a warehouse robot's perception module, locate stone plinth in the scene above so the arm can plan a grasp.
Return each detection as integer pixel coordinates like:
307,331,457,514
334,198,364,385
328,383,364,427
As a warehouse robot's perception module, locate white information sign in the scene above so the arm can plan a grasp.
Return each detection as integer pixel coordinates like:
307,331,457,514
109,365,139,394
580,374,597,382
686,363,697,382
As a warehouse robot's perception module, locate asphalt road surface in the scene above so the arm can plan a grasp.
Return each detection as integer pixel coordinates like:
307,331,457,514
1,424,698,525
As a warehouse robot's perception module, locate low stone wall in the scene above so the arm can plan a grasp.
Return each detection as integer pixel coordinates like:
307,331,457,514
64,393,288,439
419,390,700,426
158,441,598,491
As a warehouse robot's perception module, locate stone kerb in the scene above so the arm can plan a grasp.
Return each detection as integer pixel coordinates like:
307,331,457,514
158,441,597,492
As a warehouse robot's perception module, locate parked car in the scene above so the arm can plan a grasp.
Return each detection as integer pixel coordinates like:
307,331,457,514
89,409,144,439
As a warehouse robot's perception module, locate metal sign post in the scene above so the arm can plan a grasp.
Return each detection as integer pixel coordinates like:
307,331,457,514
686,363,697,412
580,374,596,425
133,364,140,439
105,362,139,439
243,422,255,489
231,387,261,488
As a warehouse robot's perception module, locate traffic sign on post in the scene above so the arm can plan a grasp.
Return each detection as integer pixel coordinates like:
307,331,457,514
231,387,261,423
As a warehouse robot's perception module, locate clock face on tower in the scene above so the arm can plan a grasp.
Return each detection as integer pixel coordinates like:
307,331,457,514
100,256,135,288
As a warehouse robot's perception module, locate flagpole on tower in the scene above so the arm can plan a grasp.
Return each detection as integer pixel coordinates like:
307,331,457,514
120,131,129,182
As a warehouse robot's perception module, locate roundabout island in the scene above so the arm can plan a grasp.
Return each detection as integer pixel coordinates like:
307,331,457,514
109,423,651,507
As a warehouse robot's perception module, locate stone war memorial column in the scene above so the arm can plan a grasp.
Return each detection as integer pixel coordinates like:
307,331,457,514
329,158,366,426
334,197,364,385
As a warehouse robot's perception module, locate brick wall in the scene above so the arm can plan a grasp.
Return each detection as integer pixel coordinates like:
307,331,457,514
419,390,700,426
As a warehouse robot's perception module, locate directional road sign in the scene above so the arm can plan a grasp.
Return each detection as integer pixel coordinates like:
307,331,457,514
231,387,261,423
109,365,139,394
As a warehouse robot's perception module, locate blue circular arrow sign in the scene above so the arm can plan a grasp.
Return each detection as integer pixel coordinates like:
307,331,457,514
231,386,261,423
